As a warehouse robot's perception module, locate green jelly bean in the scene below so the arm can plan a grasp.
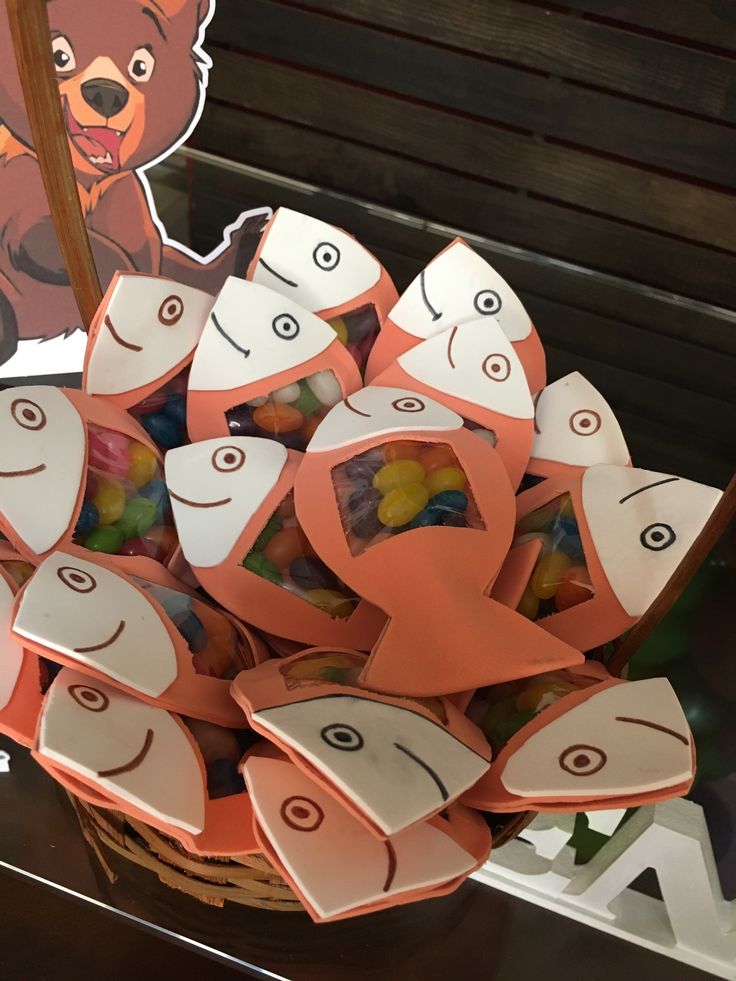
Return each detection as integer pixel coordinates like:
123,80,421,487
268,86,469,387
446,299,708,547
85,526,125,554
293,379,323,416
114,497,157,540
243,551,283,585
253,514,283,552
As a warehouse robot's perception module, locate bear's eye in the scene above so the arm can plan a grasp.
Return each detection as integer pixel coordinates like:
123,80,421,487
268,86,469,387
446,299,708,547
128,47,155,83
52,36,76,73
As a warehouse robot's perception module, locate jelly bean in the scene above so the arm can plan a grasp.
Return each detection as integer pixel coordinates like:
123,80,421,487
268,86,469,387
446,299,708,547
559,516,579,537
207,758,246,799
75,499,100,535
424,466,466,497
303,588,354,619
346,459,381,484
85,525,125,554
429,490,468,513
272,382,302,404
301,415,323,443
171,609,207,653
247,396,269,407
351,509,383,540
293,380,323,417
346,342,363,367
253,515,282,552
516,585,540,620
290,556,339,592
410,507,445,529
348,485,381,512
560,496,576,519
307,370,342,408
244,551,283,584
85,472,99,499
328,316,349,345
516,679,575,713
442,511,470,528
123,524,177,561
115,497,157,540
253,402,304,434
530,549,573,600
378,483,429,527
421,445,457,474
513,531,554,556
186,719,241,765
140,479,171,518
383,441,423,464
373,460,425,495
127,441,158,487
93,479,126,525
562,533,585,563
163,393,187,426
120,537,150,557
555,565,593,611
133,390,168,415
226,405,258,437
88,428,130,478
264,526,305,570
517,507,557,536
472,427,497,447
141,411,185,449
2,560,34,587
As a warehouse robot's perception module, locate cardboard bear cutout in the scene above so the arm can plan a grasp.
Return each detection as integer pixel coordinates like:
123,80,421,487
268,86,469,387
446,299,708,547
0,0,269,377
294,386,582,696
365,238,546,394
248,208,398,374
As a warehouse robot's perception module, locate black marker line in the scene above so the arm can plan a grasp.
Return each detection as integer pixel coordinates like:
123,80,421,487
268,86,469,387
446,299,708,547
259,257,299,288
394,742,449,801
211,312,250,358
619,476,680,505
420,270,442,322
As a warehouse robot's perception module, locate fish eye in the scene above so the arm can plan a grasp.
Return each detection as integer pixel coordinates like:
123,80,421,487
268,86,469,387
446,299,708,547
474,289,502,316
313,242,341,272
158,295,184,326
640,523,676,552
280,795,324,832
482,353,511,381
57,566,97,593
272,314,300,341
320,723,364,752
11,398,47,431
559,743,606,776
212,445,246,473
128,47,155,83
569,410,602,436
52,36,76,73
392,396,425,413
69,684,109,713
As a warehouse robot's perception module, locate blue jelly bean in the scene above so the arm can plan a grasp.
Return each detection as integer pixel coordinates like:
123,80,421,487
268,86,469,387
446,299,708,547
141,412,185,449
163,393,187,426
75,499,99,535
140,479,171,517
226,405,258,436
429,490,468,513
171,609,207,653
560,516,579,536
563,533,585,563
410,507,445,529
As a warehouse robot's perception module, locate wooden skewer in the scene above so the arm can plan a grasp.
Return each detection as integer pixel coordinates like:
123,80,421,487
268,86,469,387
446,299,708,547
608,473,736,676
5,0,102,330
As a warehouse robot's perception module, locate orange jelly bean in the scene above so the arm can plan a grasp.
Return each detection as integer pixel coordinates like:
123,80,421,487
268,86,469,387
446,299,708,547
555,565,594,611
263,526,305,570
421,445,457,474
383,440,423,464
253,402,304,434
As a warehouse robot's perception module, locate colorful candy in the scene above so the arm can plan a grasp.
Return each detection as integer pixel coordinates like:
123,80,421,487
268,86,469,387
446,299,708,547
253,401,304,434
87,427,130,478
127,441,158,487
84,526,126,553
378,483,429,527
307,370,343,407
373,459,425,495
424,466,466,497
531,549,573,600
115,497,157,540
243,552,283,584
555,565,593,611
303,588,355,619
263,526,305,570
74,500,100,536
328,316,349,346
92,478,126,526
141,411,185,449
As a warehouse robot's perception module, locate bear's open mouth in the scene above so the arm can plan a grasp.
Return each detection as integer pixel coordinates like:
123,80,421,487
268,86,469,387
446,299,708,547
63,97,127,173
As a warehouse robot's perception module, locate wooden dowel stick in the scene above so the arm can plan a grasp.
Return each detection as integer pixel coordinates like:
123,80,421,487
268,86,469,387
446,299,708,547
5,0,102,329
608,474,736,676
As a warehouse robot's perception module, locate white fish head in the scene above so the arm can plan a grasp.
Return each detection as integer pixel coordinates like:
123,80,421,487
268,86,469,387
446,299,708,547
188,278,338,392
389,240,532,342
165,436,288,567
0,386,85,555
307,386,462,453
85,274,213,397
583,464,722,617
251,208,382,312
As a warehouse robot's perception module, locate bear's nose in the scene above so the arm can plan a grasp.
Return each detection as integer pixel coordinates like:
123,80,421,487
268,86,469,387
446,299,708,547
81,79,129,119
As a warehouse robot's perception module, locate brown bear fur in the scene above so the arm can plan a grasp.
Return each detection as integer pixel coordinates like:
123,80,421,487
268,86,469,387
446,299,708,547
0,0,265,365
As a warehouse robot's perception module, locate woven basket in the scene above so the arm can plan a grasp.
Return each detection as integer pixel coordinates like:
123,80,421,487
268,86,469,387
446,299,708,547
69,793,533,911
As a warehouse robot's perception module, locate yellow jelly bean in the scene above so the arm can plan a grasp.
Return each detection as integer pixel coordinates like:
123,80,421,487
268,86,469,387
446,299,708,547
328,316,349,346
560,495,576,518
516,585,540,620
517,506,557,536
378,483,429,527
424,466,466,497
93,478,126,526
127,441,158,487
373,459,425,496
303,588,355,619
530,549,573,600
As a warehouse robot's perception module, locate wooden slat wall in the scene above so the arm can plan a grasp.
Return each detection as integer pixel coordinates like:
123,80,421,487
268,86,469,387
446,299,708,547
177,0,736,485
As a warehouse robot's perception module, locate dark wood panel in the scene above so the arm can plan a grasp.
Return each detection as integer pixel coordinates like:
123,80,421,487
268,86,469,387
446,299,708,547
206,50,736,250
182,152,736,354
192,103,736,307
289,0,736,122
563,0,736,55
208,0,736,187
